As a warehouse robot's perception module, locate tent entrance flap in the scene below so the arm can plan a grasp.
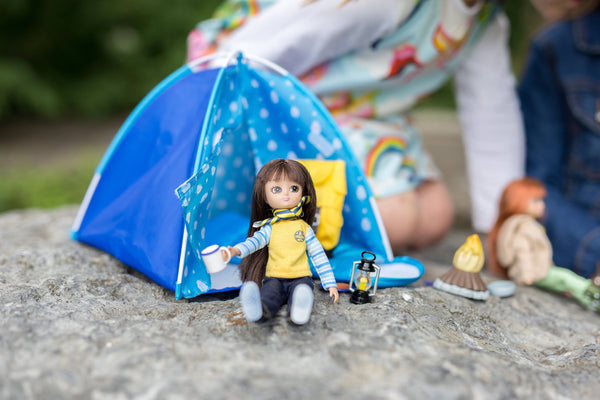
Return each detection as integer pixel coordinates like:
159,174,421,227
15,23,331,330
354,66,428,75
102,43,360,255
176,121,256,299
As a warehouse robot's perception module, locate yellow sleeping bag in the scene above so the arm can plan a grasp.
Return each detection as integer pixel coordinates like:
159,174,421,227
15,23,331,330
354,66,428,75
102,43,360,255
299,159,347,251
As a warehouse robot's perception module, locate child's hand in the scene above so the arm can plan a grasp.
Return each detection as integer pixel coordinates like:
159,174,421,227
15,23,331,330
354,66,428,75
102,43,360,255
329,287,339,303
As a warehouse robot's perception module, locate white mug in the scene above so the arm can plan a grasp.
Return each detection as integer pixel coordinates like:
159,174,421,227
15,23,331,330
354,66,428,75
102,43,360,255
201,244,232,274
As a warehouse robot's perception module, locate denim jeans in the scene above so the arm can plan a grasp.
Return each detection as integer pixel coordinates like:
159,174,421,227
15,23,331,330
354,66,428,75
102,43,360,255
519,8,600,277
260,276,314,319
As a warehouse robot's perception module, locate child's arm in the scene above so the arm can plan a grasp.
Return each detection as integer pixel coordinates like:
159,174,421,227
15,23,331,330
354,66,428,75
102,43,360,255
305,227,339,302
454,11,525,232
220,0,411,77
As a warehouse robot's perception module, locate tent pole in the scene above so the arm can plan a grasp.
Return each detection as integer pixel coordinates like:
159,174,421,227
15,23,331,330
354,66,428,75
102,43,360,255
175,228,189,300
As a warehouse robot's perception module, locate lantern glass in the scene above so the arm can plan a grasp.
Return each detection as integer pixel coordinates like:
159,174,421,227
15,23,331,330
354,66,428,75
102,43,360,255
354,269,372,292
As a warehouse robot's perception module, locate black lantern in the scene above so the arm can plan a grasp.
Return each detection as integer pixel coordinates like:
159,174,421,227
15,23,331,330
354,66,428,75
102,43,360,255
349,251,381,304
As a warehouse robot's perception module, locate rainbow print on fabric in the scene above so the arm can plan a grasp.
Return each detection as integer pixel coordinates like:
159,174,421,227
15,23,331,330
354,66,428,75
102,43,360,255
213,0,261,31
365,136,416,178
245,0,260,19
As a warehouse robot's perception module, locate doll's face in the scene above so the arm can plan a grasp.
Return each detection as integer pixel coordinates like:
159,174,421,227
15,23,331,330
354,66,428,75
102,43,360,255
526,196,546,219
264,175,303,210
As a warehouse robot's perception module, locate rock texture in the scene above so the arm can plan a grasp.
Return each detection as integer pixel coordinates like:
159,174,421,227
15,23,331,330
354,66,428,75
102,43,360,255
1,206,599,400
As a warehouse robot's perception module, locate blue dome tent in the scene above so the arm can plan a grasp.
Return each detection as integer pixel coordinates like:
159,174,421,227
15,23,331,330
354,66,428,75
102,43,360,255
71,53,423,299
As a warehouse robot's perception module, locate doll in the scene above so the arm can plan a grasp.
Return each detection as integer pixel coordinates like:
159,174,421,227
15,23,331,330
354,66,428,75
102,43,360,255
487,177,600,313
223,159,339,325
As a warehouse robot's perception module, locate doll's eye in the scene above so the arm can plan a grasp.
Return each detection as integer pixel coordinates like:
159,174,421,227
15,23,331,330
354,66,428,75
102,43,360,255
271,186,282,194
290,185,300,193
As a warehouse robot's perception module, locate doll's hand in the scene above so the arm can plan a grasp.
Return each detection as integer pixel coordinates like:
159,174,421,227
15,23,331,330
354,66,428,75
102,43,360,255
329,287,339,303
229,246,241,257
222,246,240,261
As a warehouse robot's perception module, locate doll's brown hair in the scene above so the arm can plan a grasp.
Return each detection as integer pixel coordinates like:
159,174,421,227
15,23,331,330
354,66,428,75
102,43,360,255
486,177,547,277
239,159,317,286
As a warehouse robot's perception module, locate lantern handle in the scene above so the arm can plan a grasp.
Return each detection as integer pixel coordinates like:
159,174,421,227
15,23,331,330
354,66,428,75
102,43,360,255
361,251,376,262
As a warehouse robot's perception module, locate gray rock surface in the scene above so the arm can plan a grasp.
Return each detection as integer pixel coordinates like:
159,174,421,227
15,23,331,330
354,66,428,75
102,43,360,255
1,206,599,400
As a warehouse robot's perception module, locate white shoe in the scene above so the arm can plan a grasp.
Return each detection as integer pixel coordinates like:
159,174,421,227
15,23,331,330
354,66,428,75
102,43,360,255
240,281,263,322
289,284,313,325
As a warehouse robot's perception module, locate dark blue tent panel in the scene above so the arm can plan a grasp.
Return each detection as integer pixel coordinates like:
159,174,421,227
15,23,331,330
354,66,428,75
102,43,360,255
73,67,220,290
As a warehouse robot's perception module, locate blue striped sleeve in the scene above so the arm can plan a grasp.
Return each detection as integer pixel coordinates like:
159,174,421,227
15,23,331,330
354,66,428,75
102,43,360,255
234,225,271,258
305,227,336,289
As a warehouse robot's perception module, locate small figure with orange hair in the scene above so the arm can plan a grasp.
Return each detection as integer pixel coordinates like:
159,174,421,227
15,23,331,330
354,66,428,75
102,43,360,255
487,177,600,313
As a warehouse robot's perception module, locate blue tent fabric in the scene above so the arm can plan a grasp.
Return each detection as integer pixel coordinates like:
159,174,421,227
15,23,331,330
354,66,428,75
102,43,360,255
72,53,424,299
72,66,220,291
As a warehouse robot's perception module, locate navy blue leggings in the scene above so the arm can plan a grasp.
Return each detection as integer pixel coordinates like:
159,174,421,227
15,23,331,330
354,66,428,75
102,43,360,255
261,276,314,319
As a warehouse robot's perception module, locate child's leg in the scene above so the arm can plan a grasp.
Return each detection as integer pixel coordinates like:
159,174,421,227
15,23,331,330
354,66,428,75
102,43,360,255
413,181,455,248
533,266,598,311
377,180,454,252
340,116,452,253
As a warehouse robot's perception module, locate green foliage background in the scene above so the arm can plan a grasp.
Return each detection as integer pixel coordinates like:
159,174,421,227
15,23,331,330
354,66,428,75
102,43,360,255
0,0,221,119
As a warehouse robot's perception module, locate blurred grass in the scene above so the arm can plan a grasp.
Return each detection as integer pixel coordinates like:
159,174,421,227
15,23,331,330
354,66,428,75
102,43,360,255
0,150,102,212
